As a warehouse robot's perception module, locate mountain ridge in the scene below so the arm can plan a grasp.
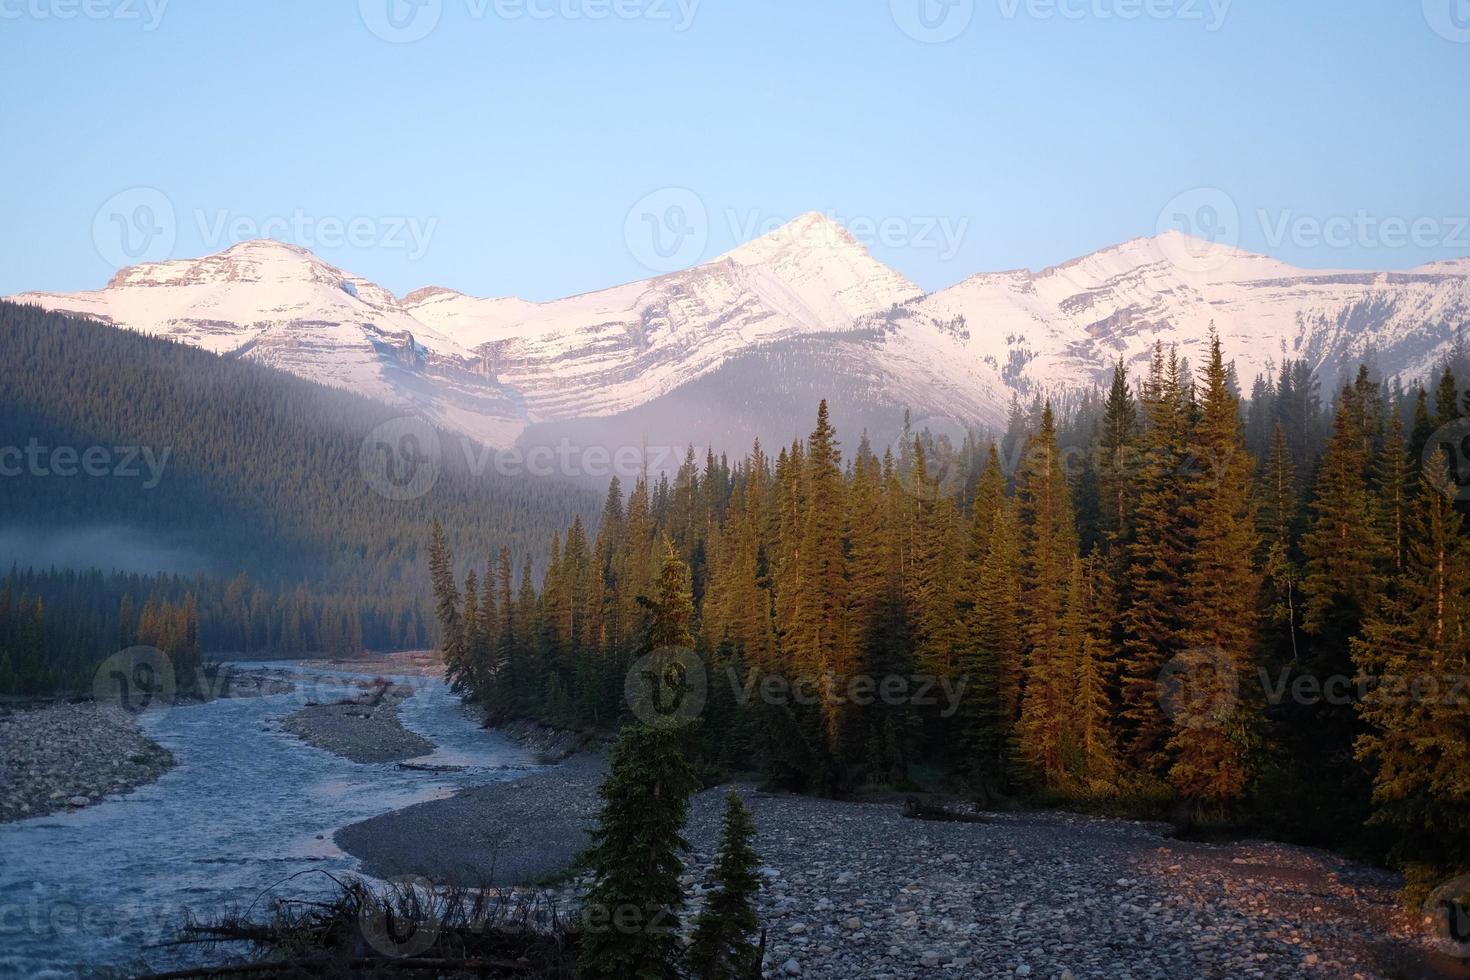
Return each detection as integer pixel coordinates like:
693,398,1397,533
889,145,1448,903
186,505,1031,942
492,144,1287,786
11,216,1469,455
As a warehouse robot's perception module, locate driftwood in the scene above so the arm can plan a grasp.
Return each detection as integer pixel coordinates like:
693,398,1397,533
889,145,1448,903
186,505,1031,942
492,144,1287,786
145,875,578,980
901,795,988,823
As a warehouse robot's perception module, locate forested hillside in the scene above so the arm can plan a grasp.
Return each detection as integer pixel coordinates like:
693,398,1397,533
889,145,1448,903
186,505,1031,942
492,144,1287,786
0,302,595,693
432,334,1470,889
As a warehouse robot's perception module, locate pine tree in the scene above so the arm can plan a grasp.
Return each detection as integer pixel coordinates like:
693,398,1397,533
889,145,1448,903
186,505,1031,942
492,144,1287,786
968,493,1023,787
686,794,763,980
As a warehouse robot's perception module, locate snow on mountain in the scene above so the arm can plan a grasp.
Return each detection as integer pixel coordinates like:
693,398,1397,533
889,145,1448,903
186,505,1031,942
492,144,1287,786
9,220,1470,455
402,211,924,423
891,232,1470,415
11,240,526,444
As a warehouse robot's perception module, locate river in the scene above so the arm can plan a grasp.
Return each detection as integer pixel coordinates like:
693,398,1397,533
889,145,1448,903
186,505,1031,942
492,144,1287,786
0,663,537,978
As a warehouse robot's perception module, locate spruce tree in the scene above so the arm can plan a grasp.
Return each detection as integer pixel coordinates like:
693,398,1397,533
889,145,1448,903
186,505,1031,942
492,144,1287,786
1352,453,1470,877
577,724,701,980
428,521,465,683
1015,402,1078,787
687,794,763,980
1302,382,1386,670
788,401,853,751
1170,332,1260,809
1067,555,1119,794
1259,423,1302,666
1119,344,1195,773
1436,368,1460,427
1098,360,1139,544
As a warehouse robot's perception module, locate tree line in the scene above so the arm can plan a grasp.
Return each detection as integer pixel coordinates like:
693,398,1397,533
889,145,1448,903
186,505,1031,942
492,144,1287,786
431,331,1470,889
0,567,435,695
0,302,595,694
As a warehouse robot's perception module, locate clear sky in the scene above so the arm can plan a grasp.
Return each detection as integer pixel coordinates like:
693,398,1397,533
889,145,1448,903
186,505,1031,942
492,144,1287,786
2,1,1467,301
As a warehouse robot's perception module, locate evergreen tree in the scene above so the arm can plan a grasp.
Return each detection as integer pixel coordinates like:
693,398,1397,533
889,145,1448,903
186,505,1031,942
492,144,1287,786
1015,402,1078,786
788,402,853,751
577,724,700,980
1119,344,1195,772
428,521,465,683
1170,331,1260,809
1097,360,1139,543
687,794,763,980
1352,454,1470,876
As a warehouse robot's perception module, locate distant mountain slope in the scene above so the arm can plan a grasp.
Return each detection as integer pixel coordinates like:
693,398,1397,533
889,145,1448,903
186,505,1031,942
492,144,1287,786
12,219,1469,458
0,301,594,589
12,241,527,446
892,233,1470,405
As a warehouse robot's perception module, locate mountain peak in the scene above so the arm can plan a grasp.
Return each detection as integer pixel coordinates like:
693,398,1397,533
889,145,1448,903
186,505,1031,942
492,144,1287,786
720,210,866,267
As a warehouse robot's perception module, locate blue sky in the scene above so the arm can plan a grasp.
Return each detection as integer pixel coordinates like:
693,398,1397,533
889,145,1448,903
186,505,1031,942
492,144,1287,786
2,1,1467,301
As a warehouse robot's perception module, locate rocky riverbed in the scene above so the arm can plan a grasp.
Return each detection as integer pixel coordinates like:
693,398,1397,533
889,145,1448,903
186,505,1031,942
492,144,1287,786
0,701,175,823
282,678,436,764
336,750,1468,980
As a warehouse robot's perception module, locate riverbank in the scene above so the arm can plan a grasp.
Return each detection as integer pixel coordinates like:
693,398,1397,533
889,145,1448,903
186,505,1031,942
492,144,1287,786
335,746,1467,980
0,701,174,823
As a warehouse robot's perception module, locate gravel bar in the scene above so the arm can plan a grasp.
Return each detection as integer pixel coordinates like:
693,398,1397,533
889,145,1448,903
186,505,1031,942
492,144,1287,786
336,749,1470,980
0,701,174,823
281,679,435,764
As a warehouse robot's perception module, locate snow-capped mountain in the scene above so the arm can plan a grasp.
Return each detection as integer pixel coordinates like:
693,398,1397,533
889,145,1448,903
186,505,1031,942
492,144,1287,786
12,239,526,444
402,212,923,422
886,232,1470,413
10,215,1470,459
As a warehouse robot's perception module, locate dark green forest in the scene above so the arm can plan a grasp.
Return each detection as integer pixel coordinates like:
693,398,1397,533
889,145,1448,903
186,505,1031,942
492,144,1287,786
432,334,1470,890
0,302,594,693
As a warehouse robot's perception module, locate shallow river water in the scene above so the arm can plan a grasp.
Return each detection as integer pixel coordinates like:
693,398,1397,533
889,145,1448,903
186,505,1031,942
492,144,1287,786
0,663,537,978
